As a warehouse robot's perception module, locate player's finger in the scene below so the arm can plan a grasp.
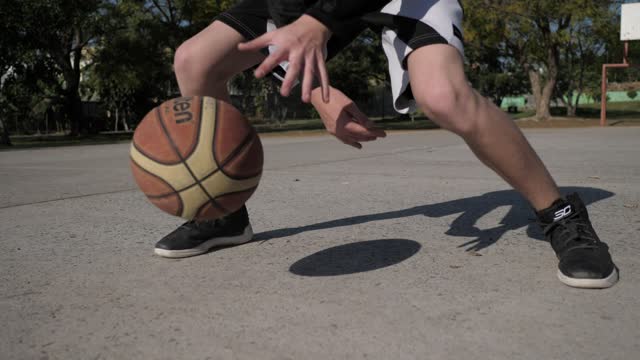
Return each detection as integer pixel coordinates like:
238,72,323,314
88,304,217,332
301,54,316,103
344,121,384,139
342,138,362,149
347,104,387,137
281,55,302,97
347,133,377,142
316,51,330,103
340,126,378,142
350,117,386,138
335,133,361,149
253,50,288,78
237,33,273,52
363,126,386,138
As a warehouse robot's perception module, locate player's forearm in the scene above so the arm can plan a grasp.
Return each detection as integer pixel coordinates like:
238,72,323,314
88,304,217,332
310,86,333,108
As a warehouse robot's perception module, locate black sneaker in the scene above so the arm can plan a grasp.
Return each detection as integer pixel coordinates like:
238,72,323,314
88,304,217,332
154,206,253,258
537,193,618,289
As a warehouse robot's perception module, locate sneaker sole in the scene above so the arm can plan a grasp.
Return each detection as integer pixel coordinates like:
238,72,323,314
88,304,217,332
154,225,254,259
557,267,619,289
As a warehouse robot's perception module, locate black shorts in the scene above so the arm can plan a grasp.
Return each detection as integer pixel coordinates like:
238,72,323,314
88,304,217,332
217,0,465,113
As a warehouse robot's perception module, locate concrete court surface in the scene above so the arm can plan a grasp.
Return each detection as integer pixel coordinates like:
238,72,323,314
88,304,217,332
1,126,639,360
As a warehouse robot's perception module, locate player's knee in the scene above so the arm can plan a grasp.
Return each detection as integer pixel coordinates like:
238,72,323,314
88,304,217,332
174,41,227,86
415,82,477,136
174,42,196,80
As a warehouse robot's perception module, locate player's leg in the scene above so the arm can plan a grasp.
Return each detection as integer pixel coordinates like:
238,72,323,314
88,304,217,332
158,1,368,259
374,0,617,288
407,46,617,288
155,2,271,259
173,20,264,102
407,45,560,210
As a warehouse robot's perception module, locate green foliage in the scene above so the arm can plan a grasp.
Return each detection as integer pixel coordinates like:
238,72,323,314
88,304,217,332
463,0,618,119
0,0,234,134
326,29,388,103
465,44,528,105
0,0,629,136
1,0,111,134
628,90,638,100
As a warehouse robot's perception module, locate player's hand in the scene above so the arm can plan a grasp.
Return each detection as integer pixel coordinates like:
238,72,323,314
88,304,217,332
237,14,331,104
312,87,386,149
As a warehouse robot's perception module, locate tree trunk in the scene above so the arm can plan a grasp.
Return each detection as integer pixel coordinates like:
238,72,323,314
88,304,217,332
114,107,119,131
527,48,558,121
122,116,129,131
563,90,577,117
64,27,85,136
528,69,548,120
0,118,11,146
536,90,552,120
66,92,83,135
572,57,586,118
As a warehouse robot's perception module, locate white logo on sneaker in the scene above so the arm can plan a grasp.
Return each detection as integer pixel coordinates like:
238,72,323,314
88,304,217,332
553,205,572,221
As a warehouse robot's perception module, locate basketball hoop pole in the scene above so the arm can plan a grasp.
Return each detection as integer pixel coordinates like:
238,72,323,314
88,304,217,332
600,41,639,126
624,41,629,65
602,1,640,126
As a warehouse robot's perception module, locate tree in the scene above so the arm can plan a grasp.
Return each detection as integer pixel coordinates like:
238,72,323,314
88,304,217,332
556,11,616,117
326,29,388,106
464,0,615,120
138,0,236,51
1,0,110,135
465,45,528,107
88,1,172,130
85,0,237,129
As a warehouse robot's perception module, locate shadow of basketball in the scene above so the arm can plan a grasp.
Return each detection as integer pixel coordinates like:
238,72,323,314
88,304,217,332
289,239,421,276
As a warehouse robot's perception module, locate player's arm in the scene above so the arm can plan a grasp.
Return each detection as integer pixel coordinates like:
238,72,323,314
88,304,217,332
310,86,386,149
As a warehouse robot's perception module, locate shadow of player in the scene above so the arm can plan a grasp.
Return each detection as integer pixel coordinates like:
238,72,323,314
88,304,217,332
254,187,614,251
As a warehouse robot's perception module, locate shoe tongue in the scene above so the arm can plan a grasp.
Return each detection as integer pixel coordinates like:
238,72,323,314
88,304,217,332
537,198,575,223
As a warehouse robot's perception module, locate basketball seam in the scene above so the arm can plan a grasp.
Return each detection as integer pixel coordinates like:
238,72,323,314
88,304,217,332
174,96,204,162
187,157,261,192
156,104,226,217
212,103,262,180
213,186,258,201
188,96,204,162
195,186,258,219
146,100,262,204
132,139,182,166
130,157,179,196
194,201,209,219
130,157,184,216
195,197,230,219
217,132,260,180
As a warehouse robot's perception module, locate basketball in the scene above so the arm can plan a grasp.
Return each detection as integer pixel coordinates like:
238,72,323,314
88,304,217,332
129,96,263,221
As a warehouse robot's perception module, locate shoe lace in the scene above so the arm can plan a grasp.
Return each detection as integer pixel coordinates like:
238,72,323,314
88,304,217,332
540,208,600,252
